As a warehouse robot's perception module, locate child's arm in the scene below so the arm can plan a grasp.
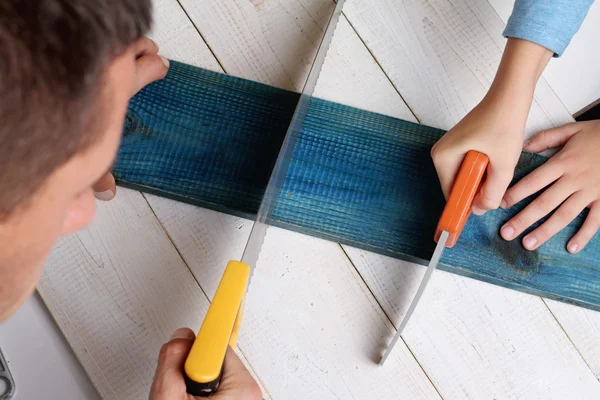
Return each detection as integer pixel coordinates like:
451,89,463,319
432,0,594,215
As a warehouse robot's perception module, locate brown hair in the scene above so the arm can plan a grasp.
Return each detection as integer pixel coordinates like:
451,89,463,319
0,0,152,217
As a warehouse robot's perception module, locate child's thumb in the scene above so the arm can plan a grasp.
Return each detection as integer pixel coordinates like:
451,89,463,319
472,163,514,215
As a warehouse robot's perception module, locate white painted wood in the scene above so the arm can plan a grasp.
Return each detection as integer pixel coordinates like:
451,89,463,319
39,189,211,400
0,293,100,400
346,248,600,398
342,0,573,136
39,188,270,400
176,0,415,120
145,197,442,399
544,300,600,380
489,0,600,115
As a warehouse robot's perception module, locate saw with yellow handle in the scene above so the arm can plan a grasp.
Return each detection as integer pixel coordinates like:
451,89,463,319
183,0,346,396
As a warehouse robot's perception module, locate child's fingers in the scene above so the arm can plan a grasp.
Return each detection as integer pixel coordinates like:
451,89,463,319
131,54,169,96
472,162,513,215
500,179,573,241
524,123,581,153
520,191,589,250
567,201,600,253
502,160,563,208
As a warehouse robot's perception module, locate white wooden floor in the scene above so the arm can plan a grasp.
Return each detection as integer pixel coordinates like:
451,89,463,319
37,1,600,399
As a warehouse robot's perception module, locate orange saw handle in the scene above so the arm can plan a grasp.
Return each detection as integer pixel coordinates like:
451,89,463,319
435,150,489,247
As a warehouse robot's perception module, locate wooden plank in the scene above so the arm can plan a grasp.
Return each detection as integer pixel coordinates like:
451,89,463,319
144,196,442,399
346,248,600,398
115,61,600,311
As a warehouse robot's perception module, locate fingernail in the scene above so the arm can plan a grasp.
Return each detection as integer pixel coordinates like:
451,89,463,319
500,225,514,240
160,56,170,68
523,236,537,250
523,139,530,147
94,190,115,201
171,328,193,340
568,243,579,254
500,199,508,209
472,206,486,216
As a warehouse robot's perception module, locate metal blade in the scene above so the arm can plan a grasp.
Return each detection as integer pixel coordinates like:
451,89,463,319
379,230,450,365
241,0,346,277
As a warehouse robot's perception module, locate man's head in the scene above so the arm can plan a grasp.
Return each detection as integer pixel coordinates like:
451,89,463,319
0,0,167,320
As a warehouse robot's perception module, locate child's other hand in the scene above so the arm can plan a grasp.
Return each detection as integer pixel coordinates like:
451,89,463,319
501,121,600,253
431,96,526,215
94,37,169,201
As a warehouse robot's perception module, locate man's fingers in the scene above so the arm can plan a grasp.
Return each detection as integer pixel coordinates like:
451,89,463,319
217,347,262,400
568,201,600,254
131,54,169,96
132,36,159,58
520,191,589,250
502,160,562,208
93,172,116,201
472,162,513,215
500,179,573,241
149,328,195,400
524,123,581,153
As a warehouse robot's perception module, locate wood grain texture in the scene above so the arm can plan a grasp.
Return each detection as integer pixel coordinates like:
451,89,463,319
115,61,600,311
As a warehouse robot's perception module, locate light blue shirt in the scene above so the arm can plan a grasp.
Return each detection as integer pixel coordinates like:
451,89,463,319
504,0,594,56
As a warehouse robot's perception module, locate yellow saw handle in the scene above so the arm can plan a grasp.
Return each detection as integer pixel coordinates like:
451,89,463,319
184,261,250,397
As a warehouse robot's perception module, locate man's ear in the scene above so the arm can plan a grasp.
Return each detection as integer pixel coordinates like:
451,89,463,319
61,189,96,235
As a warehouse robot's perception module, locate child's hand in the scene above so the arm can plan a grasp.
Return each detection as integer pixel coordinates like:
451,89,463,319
500,121,600,253
431,38,552,216
431,96,526,215
94,37,169,201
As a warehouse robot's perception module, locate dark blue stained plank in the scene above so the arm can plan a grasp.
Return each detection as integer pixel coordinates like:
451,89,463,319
114,60,600,311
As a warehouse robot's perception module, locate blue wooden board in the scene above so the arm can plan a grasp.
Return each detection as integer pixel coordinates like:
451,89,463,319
115,61,600,311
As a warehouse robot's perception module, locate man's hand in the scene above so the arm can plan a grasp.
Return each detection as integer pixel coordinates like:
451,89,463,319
94,36,169,201
431,38,553,215
500,121,600,253
149,328,262,400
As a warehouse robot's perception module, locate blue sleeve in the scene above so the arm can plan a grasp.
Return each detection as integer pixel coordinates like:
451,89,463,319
503,0,594,56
